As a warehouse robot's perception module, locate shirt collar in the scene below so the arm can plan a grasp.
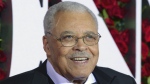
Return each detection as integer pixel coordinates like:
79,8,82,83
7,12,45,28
46,60,96,84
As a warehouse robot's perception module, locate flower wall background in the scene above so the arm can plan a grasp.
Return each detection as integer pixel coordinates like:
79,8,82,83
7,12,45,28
94,0,150,84
93,0,136,76
0,0,7,80
0,0,13,81
141,0,150,84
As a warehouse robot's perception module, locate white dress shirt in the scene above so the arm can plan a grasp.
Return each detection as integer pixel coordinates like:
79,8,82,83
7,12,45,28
46,60,96,84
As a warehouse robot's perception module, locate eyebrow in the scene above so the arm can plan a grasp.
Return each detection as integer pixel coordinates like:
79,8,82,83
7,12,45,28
60,31,74,35
84,31,97,35
60,31,97,36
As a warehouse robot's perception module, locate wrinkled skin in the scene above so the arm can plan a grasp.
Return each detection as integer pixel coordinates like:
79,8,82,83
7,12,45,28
43,11,99,83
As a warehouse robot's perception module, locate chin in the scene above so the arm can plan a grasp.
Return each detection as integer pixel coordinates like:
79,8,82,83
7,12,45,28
72,72,90,80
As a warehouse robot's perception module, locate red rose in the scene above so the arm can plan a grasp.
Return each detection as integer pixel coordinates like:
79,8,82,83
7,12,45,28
105,18,114,26
107,5,126,19
120,30,129,44
0,0,5,12
142,63,150,77
142,19,150,33
142,19,149,28
115,39,128,56
144,26,150,42
109,28,121,42
109,28,120,40
109,28,128,56
0,50,7,62
118,0,131,3
100,0,117,9
0,68,6,80
93,0,103,11
142,57,150,66
142,42,149,61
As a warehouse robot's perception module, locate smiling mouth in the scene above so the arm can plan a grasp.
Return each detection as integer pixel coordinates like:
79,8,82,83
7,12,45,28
71,57,89,61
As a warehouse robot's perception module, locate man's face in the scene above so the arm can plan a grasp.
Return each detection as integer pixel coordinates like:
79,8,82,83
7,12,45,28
43,11,99,82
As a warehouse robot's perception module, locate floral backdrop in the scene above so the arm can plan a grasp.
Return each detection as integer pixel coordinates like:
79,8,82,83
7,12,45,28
0,0,13,81
93,0,136,76
93,0,150,84
0,0,7,81
141,0,150,84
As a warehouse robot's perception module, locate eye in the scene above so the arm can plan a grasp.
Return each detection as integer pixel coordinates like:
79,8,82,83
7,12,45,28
85,35,97,41
61,35,74,41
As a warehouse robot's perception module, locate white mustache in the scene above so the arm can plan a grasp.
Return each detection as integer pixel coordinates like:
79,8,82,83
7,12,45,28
69,51,92,58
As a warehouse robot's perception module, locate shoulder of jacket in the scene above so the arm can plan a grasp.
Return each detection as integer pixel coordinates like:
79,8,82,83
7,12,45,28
0,70,36,84
95,66,135,80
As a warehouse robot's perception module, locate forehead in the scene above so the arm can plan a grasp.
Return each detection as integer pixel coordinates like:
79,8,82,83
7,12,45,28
52,11,97,35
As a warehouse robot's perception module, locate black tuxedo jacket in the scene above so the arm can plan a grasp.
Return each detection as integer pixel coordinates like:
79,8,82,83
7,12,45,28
1,60,136,84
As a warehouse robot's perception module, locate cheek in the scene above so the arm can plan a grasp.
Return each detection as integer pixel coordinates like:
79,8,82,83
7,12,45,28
59,47,73,56
89,45,99,65
90,45,99,56
50,47,72,65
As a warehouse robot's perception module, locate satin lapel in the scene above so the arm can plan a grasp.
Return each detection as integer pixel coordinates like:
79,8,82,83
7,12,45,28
32,60,54,84
92,66,119,84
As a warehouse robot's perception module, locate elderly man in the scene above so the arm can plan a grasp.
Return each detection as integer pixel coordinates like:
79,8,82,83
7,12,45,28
1,1,136,84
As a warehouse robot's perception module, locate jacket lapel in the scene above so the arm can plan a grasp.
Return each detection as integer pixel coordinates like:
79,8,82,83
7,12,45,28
32,60,54,84
32,61,120,84
92,66,119,84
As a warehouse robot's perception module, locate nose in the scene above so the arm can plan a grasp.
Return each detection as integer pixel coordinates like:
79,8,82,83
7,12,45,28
72,38,88,51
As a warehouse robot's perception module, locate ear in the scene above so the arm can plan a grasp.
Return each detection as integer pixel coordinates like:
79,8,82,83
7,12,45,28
43,36,51,55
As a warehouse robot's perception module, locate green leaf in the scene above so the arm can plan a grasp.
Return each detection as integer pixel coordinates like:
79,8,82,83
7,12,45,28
102,9,108,19
148,76,150,84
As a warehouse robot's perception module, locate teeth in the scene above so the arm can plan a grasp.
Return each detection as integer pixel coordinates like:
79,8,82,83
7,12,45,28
72,58,88,61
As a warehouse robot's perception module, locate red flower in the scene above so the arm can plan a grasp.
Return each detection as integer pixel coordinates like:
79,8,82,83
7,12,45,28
142,42,149,62
0,50,7,62
120,30,129,45
109,28,120,39
115,39,128,56
109,28,128,56
142,63,150,77
100,0,117,9
107,5,126,19
109,28,121,42
105,18,114,26
0,68,6,80
142,19,150,33
144,26,150,42
93,0,103,11
0,0,5,12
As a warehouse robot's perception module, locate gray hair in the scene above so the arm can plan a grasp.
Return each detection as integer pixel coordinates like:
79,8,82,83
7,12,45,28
43,1,98,34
